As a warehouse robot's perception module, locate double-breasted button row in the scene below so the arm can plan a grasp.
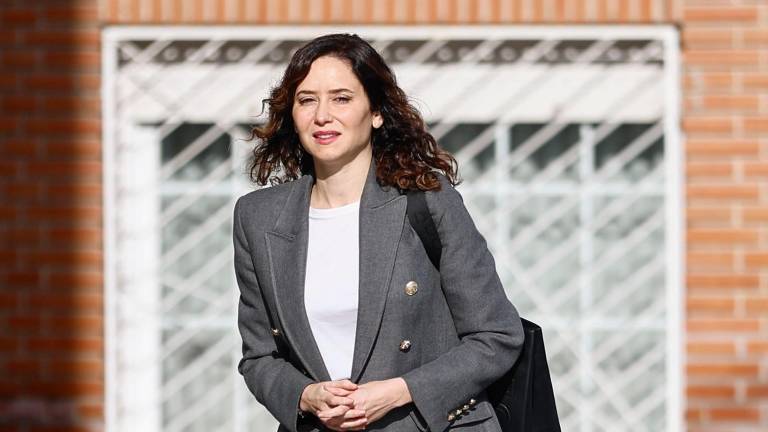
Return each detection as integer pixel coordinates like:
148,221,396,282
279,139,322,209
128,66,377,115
447,398,476,421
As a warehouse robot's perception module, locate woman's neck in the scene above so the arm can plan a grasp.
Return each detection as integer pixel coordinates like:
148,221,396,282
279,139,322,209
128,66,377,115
310,152,371,209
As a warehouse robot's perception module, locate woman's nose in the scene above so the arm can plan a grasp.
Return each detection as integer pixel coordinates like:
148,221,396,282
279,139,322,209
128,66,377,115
313,99,331,124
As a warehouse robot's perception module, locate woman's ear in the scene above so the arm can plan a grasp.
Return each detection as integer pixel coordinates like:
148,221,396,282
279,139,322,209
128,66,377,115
372,112,383,129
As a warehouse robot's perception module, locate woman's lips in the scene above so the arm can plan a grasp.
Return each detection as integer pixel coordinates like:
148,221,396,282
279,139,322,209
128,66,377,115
312,131,340,145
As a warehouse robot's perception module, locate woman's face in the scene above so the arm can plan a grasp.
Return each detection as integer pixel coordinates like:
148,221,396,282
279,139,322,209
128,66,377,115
292,55,383,171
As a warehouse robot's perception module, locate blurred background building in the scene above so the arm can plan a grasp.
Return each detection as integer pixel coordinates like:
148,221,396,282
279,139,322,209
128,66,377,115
1,1,766,432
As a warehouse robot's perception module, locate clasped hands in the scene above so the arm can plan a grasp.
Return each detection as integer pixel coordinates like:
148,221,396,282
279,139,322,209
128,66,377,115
299,377,412,431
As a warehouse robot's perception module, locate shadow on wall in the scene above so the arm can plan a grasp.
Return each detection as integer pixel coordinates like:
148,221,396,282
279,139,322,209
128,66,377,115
1,1,105,430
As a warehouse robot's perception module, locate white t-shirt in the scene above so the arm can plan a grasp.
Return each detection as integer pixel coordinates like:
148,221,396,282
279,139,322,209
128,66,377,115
304,199,360,381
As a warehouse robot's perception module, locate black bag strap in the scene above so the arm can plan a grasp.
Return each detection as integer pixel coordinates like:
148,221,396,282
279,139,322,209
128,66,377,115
405,189,442,271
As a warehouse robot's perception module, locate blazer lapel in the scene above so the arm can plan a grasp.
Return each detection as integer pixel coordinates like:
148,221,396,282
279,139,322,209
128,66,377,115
350,158,406,383
264,173,331,382
264,156,406,384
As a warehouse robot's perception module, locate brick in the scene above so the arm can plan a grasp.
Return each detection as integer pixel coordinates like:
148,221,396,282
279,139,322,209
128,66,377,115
684,72,734,90
687,252,734,270
46,184,102,203
1,8,39,26
26,120,100,137
688,229,758,245
743,117,768,133
45,141,101,159
683,6,759,22
686,162,732,180
6,271,40,286
687,296,735,315
26,337,102,355
76,402,103,420
687,385,735,399
0,292,17,308
22,251,102,269
682,28,734,48
684,50,760,67
744,253,768,268
687,208,731,225
698,95,759,112
744,296,768,313
47,316,102,335
6,359,41,375
24,29,100,47
709,407,760,422
7,315,41,332
687,185,759,201
49,271,102,290
26,379,103,398
744,162,768,178
686,341,736,356
687,362,758,377
6,228,41,244
742,207,768,223
42,52,99,69
1,51,37,68
46,228,101,246
48,359,103,376
687,318,760,333
27,292,101,311
44,5,99,22
27,161,101,178
1,97,38,112
747,385,768,399
686,407,703,423
27,206,101,223
743,73,768,90
5,182,42,202
682,117,733,134
686,273,759,290
43,96,100,114
4,139,40,157
743,29,768,46
23,74,100,92
747,341,768,354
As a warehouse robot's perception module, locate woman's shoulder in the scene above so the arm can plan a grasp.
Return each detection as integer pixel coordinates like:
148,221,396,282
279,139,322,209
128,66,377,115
234,177,300,225
421,172,466,224
237,178,295,206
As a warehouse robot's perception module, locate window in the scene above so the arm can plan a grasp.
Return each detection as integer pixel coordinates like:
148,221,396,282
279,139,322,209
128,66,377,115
103,26,681,432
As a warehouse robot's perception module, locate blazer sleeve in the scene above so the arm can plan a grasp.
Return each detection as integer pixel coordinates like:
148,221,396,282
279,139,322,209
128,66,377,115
233,196,315,432
400,176,524,432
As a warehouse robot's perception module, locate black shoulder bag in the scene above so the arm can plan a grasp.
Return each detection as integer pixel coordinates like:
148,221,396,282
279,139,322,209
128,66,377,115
404,189,561,432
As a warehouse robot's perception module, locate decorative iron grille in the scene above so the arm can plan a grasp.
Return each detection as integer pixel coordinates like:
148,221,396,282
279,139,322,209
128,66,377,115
103,26,681,432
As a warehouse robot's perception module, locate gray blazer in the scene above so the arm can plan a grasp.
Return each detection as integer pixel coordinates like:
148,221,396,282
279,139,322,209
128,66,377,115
233,155,524,432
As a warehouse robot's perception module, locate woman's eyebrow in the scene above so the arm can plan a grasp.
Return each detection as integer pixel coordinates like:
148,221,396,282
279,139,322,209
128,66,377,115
295,88,355,96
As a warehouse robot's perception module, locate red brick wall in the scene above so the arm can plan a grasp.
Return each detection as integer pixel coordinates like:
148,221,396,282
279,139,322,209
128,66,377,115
2,0,766,431
1,0,104,430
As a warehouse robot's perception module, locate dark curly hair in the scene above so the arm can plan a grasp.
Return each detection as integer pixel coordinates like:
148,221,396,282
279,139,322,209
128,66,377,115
247,33,459,191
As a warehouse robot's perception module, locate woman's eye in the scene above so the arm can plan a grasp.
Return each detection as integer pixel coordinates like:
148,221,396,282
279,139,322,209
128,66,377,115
298,98,314,105
334,96,350,103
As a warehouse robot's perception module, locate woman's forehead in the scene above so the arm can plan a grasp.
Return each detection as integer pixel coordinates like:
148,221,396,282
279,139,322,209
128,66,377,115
296,56,362,91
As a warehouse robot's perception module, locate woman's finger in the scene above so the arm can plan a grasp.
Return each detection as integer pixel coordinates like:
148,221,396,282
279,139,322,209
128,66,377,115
339,416,368,430
335,379,358,390
343,409,366,419
325,386,353,397
317,405,349,420
327,396,354,407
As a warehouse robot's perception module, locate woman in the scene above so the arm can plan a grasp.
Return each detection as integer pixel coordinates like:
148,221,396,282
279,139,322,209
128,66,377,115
233,33,524,432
